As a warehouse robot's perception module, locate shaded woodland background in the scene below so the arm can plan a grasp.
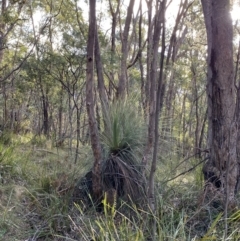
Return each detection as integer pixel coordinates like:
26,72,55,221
1,0,240,240
0,0,210,157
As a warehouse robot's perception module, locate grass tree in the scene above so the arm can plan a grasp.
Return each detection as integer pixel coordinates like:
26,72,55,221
72,98,147,210
100,99,147,205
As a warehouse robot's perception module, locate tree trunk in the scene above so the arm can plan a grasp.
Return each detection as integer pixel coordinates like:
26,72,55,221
144,0,153,114
138,0,146,116
1,0,7,129
86,0,102,201
116,0,135,98
147,1,166,239
57,86,64,147
39,81,49,137
108,0,120,99
234,40,240,193
75,107,80,164
0,0,6,65
95,26,109,122
148,0,166,205
201,0,238,207
142,1,164,171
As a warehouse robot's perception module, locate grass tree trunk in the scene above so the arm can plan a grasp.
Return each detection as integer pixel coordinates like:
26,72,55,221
201,0,238,208
86,0,102,201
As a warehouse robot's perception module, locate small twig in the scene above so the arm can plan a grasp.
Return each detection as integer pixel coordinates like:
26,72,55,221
172,149,209,173
163,157,209,184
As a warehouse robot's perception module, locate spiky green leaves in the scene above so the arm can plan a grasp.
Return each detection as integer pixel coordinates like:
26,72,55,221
101,98,146,162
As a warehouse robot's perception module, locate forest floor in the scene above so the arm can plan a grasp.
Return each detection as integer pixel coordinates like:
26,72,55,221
1,134,240,241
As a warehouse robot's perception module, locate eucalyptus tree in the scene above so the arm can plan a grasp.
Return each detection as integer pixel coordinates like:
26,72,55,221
142,0,194,172
201,0,238,208
0,0,26,64
107,0,120,98
43,51,86,159
163,0,208,159
116,0,135,98
0,0,28,130
20,0,90,159
49,0,89,157
235,26,240,193
86,0,103,200
0,0,59,135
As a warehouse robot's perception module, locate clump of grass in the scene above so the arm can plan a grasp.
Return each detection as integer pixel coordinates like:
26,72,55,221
70,188,193,241
101,98,146,160
0,133,82,240
23,187,72,240
0,130,13,145
30,134,48,147
0,143,15,181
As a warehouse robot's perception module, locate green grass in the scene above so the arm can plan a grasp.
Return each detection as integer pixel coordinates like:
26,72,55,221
0,133,240,240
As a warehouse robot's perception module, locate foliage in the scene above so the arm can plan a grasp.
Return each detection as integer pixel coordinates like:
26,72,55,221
101,98,146,160
72,99,147,212
0,0,240,240
0,134,80,240
99,98,147,205
0,135,239,240
0,131,14,146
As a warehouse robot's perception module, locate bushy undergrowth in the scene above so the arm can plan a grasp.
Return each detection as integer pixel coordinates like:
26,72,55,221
0,133,240,240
